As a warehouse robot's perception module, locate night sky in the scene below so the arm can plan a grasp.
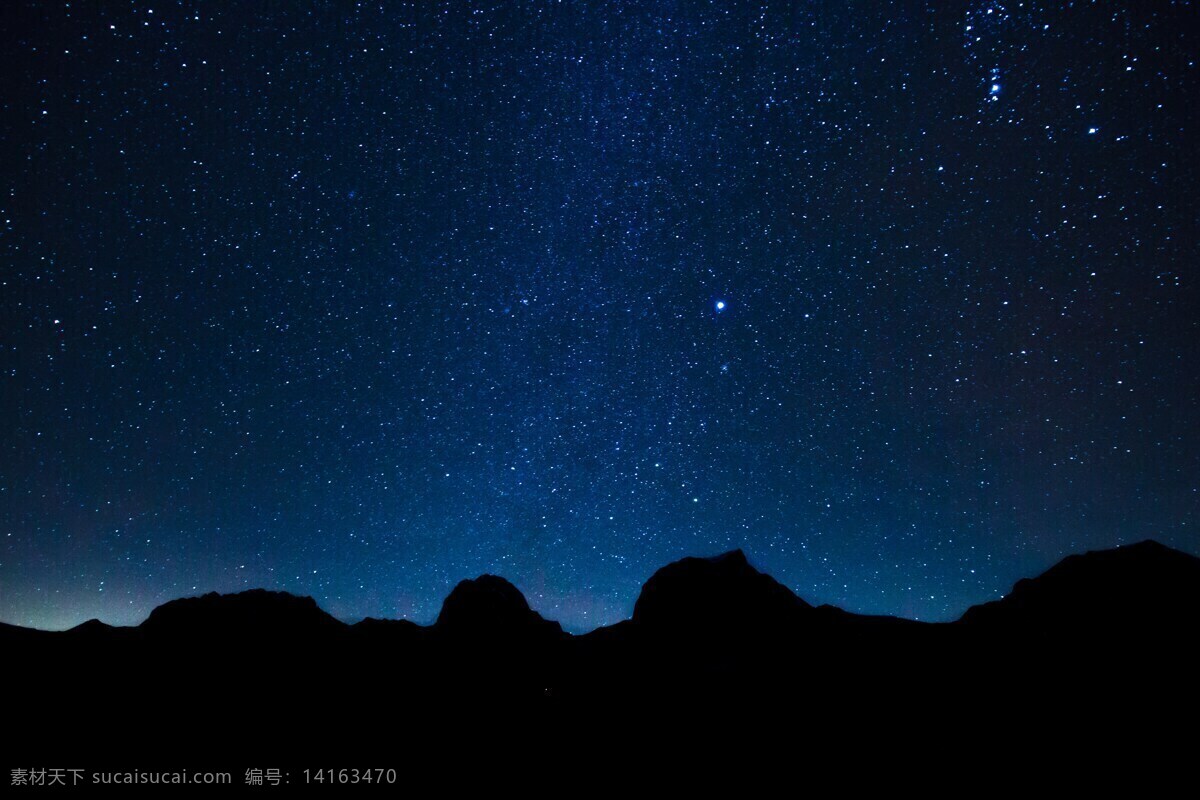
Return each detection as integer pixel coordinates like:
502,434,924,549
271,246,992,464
2,1,1197,632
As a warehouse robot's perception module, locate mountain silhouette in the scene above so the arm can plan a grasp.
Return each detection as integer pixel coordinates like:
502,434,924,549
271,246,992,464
958,539,1200,632
632,549,812,631
3,539,1197,761
435,574,564,640
138,588,347,650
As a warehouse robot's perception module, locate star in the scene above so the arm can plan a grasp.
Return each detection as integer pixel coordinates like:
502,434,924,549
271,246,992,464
2,0,1193,637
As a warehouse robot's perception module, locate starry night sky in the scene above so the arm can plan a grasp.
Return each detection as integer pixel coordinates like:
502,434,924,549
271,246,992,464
2,1,1197,631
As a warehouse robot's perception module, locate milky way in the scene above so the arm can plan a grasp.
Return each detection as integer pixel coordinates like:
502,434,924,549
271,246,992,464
2,1,1196,631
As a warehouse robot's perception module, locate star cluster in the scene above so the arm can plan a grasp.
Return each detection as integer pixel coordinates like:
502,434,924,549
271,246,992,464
1,1,1196,630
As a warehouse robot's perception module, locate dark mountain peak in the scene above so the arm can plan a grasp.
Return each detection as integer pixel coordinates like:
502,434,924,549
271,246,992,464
1046,538,1194,578
66,618,122,637
140,588,345,640
633,549,813,631
435,575,563,638
1118,539,1173,556
959,539,1200,629
69,618,110,632
65,617,138,643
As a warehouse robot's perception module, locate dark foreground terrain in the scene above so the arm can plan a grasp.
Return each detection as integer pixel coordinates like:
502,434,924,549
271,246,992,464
5,540,1198,773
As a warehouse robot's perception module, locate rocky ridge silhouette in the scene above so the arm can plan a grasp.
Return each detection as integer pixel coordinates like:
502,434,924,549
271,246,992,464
4,539,1197,760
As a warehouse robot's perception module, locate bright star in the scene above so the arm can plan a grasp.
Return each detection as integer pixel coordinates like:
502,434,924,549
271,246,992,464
715,300,726,311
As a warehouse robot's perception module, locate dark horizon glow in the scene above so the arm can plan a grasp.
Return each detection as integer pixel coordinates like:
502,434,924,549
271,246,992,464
1,2,1197,633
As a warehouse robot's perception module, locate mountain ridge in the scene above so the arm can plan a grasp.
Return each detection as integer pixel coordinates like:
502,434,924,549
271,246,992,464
3,538,1194,636
5,537,1196,755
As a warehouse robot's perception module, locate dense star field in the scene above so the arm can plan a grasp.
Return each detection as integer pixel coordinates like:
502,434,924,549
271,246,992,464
1,1,1196,632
